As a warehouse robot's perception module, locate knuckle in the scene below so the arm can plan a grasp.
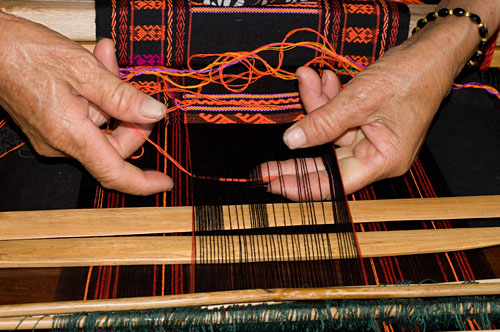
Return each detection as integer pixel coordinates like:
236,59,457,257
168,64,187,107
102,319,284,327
307,111,338,142
103,82,135,116
95,167,123,191
67,54,102,82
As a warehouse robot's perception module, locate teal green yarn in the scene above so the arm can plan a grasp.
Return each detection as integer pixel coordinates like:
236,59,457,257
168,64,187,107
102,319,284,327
48,297,500,332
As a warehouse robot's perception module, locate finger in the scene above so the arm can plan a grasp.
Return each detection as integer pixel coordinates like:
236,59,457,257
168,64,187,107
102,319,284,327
93,38,119,75
91,38,153,159
334,127,365,148
74,58,166,124
320,70,341,100
259,157,325,182
336,138,383,194
88,101,109,126
75,119,173,195
105,122,154,159
296,67,340,113
87,38,119,126
267,170,331,201
260,157,330,201
283,82,371,150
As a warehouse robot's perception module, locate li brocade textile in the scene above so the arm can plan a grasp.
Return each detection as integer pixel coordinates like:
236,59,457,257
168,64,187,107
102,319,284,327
95,0,409,124
87,0,412,210
50,0,498,306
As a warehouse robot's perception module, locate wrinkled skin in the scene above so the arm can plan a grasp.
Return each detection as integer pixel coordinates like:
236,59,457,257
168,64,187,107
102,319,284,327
0,12,173,195
262,0,500,200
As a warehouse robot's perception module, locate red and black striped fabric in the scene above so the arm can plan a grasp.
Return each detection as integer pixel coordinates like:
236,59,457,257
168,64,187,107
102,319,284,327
52,0,497,304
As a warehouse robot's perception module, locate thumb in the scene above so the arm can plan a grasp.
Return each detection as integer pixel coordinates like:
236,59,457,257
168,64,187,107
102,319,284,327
75,58,166,123
282,98,352,150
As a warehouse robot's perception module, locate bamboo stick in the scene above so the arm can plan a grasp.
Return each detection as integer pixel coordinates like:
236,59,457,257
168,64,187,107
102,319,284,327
0,300,497,330
0,0,95,41
2,227,500,268
2,195,500,241
0,280,499,319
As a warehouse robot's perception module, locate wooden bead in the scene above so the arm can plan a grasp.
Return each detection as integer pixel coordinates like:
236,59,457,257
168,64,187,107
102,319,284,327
412,7,488,68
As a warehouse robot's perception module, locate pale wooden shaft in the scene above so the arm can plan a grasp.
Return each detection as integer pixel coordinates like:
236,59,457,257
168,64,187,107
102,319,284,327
0,280,499,319
2,196,500,241
0,301,497,330
2,227,500,268
0,0,95,41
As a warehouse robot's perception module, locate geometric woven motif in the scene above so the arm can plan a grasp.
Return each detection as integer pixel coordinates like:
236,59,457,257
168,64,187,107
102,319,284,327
345,27,374,43
344,4,374,14
132,25,165,41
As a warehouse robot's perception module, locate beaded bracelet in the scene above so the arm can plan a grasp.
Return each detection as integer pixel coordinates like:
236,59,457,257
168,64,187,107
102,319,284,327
412,7,489,68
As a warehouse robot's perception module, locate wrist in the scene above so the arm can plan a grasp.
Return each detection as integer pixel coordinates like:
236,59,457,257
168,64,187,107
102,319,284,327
437,0,500,33
404,16,475,82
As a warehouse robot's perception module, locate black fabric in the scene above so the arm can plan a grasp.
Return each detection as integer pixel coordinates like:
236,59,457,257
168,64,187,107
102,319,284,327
95,0,410,69
426,69,500,196
0,119,83,211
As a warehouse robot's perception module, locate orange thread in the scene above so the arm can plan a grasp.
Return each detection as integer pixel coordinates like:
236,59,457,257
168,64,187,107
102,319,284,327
130,146,145,159
0,115,8,129
127,122,279,183
0,142,26,159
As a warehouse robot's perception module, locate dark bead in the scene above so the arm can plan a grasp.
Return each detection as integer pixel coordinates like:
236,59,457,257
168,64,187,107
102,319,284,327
426,12,437,22
417,18,427,29
479,25,488,38
477,41,488,52
465,60,476,68
469,13,481,24
438,8,449,17
453,7,465,16
470,52,482,63
412,27,418,34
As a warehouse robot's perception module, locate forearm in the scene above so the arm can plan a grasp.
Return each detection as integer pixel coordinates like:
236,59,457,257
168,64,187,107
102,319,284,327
381,0,499,117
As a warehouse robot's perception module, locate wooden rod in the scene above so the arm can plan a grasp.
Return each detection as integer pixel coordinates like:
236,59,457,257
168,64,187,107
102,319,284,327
0,280,499,319
2,195,500,241
0,299,497,330
2,227,500,268
0,0,95,41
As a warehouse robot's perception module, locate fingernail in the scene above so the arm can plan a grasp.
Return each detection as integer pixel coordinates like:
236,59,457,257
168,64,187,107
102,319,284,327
283,126,307,149
141,97,166,120
321,71,329,84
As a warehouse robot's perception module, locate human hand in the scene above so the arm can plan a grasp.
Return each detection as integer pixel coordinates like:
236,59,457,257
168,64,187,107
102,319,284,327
0,12,173,195
262,27,464,199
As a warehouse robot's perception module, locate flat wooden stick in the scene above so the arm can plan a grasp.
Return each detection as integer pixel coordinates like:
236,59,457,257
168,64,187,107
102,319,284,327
0,279,499,319
2,227,500,268
2,195,500,241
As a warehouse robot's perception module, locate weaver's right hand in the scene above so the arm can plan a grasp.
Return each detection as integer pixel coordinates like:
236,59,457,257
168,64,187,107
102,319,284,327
0,11,173,195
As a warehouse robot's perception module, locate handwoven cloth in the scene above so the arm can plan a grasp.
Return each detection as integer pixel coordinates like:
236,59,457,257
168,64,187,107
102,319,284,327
52,0,491,301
